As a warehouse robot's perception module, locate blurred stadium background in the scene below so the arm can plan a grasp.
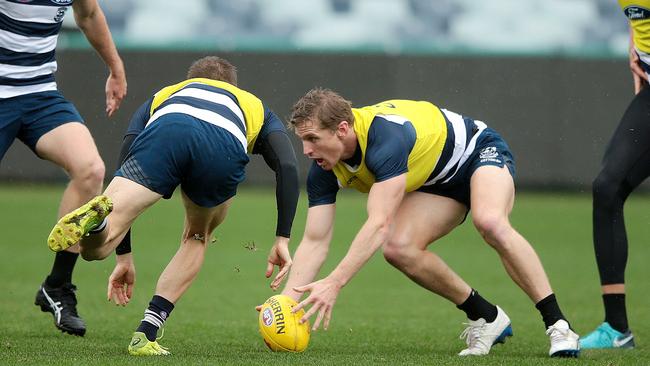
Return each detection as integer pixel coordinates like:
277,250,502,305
71,0,629,55
0,0,639,191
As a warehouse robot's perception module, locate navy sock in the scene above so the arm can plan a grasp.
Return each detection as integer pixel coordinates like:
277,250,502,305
136,295,175,342
457,289,498,322
603,294,629,333
535,294,566,329
45,251,79,287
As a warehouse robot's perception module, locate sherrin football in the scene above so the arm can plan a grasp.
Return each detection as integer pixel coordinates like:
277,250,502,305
258,294,310,352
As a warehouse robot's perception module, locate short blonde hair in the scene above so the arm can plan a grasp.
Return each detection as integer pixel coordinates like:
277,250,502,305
289,88,354,131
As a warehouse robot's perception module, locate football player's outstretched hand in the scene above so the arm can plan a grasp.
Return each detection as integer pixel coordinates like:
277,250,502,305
108,253,135,306
292,276,342,331
266,236,292,290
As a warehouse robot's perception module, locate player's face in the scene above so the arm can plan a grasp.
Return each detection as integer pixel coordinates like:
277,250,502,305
295,119,345,171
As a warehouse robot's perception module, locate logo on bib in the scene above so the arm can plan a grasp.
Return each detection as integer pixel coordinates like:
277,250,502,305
624,6,650,20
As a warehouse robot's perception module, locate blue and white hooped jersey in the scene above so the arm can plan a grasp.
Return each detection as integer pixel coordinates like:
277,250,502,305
0,0,73,99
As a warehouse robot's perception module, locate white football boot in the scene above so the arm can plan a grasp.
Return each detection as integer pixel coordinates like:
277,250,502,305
547,319,580,357
458,306,513,356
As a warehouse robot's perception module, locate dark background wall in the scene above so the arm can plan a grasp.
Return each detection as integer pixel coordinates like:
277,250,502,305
0,50,634,190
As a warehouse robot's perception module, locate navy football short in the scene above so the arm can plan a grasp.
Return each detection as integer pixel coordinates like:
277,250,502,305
115,113,250,207
0,91,84,159
417,127,515,209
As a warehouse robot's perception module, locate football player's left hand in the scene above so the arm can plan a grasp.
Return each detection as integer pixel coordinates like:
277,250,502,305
292,276,342,331
266,236,292,290
107,253,135,306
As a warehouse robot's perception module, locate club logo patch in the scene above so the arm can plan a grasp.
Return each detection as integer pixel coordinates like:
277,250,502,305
479,146,498,159
624,6,650,20
53,7,68,22
262,308,273,326
479,146,502,164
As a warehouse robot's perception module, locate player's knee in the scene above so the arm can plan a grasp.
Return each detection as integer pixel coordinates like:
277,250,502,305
592,172,624,209
473,214,510,246
383,237,414,268
86,159,106,185
70,158,105,191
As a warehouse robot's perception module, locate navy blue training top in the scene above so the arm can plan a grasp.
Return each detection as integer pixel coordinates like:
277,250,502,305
307,116,416,207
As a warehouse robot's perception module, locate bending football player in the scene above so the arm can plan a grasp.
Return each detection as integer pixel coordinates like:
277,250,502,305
47,56,299,355
281,88,579,357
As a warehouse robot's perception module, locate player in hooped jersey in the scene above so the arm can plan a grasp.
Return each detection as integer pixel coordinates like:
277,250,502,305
579,0,650,349
0,0,126,336
46,57,299,355
281,89,580,357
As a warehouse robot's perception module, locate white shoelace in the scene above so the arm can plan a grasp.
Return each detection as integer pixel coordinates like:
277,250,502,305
546,323,569,341
459,322,489,350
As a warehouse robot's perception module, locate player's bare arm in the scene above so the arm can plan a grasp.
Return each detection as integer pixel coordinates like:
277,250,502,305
72,0,126,116
293,174,406,330
281,204,336,301
257,130,300,289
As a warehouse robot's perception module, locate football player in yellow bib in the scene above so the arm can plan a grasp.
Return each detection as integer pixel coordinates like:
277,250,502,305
281,88,579,357
46,57,299,355
579,0,650,350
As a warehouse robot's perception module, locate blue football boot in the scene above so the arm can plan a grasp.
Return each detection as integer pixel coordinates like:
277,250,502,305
580,322,634,349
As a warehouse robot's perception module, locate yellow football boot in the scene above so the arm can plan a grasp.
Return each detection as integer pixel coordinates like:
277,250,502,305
128,332,170,356
48,195,113,252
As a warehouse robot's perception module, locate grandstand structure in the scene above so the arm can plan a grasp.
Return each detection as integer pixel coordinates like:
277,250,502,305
79,0,627,56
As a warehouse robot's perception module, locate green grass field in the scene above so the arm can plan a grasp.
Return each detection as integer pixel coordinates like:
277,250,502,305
1,185,649,365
